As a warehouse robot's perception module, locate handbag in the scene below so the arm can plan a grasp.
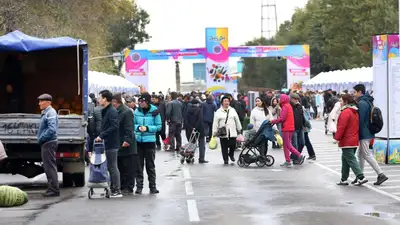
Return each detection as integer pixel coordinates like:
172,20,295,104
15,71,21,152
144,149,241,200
217,110,230,137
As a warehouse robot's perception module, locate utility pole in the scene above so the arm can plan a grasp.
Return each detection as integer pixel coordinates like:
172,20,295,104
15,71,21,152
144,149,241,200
175,61,181,92
261,0,278,39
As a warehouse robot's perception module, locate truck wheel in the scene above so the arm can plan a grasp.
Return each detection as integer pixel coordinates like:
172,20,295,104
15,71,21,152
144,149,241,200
63,173,74,187
73,173,85,187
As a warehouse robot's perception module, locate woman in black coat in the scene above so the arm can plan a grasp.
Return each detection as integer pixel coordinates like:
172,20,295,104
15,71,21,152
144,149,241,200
184,99,208,163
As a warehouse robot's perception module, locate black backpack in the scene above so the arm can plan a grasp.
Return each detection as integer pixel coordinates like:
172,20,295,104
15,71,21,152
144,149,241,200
368,102,383,134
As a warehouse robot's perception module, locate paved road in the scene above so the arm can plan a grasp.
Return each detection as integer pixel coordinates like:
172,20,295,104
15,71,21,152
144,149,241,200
2,121,400,225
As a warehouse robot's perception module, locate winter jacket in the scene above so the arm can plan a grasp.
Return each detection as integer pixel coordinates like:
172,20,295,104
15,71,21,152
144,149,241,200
117,104,137,156
212,106,242,138
184,102,205,137
334,104,359,148
230,100,246,121
99,104,119,150
166,99,183,124
328,101,341,133
202,99,217,123
292,103,304,131
87,102,102,138
271,94,295,132
357,94,374,140
250,107,273,131
134,105,162,143
37,106,58,146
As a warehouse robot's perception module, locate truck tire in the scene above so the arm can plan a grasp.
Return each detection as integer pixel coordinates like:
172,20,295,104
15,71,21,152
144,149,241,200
63,173,74,187
73,172,85,187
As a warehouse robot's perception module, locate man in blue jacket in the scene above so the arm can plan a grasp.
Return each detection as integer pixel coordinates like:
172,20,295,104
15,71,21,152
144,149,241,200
353,84,387,185
37,93,59,197
134,92,162,194
95,90,121,197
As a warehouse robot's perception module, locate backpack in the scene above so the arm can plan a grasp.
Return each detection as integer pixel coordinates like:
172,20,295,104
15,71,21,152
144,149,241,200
368,102,383,134
87,102,96,136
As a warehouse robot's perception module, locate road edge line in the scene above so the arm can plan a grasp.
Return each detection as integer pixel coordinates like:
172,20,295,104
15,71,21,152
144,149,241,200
187,199,200,222
313,161,400,202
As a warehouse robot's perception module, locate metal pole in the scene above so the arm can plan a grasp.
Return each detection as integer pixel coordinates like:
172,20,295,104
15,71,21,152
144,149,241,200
274,4,278,37
89,54,120,61
386,34,391,164
261,0,263,38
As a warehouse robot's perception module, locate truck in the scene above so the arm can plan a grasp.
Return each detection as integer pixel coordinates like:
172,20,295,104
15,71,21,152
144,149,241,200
0,31,88,187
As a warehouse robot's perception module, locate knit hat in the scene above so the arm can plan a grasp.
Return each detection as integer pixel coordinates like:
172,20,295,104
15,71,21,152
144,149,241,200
139,92,152,104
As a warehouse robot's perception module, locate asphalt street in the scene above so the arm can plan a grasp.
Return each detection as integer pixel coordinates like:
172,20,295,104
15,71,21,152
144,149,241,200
2,121,400,225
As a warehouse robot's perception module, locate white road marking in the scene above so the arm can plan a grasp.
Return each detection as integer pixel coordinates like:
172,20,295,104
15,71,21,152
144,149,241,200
185,181,194,196
182,166,191,180
376,186,400,190
313,161,400,202
187,200,200,222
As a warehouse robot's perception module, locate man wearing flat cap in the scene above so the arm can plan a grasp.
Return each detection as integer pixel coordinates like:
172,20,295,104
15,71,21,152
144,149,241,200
37,93,60,197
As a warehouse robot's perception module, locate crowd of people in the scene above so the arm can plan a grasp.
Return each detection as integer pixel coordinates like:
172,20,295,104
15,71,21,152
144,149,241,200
30,83,388,198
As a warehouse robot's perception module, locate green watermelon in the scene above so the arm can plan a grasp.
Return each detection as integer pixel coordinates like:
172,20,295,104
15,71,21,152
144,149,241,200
0,185,28,207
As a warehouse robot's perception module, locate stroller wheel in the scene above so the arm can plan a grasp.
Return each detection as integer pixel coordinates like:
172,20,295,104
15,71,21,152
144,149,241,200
88,188,94,199
265,155,275,167
180,157,185,164
237,157,245,167
186,158,191,164
105,188,111,198
256,156,267,167
325,129,328,135
191,158,195,164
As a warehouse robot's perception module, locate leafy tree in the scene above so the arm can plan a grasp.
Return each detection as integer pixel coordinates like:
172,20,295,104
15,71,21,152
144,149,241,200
240,0,399,91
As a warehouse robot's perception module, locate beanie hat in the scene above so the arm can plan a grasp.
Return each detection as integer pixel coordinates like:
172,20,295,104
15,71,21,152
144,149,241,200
139,92,152,104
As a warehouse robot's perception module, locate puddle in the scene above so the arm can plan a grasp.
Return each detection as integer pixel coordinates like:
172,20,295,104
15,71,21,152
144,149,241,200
364,212,394,219
345,201,353,205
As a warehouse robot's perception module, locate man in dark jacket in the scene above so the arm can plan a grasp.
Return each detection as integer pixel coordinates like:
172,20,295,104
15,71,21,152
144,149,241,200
202,95,217,142
229,94,246,123
353,84,387,185
112,93,137,194
86,100,102,165
153,95,167,149
289,93,305,163
95,90,121,197
184,99,208,163
166,92,183,151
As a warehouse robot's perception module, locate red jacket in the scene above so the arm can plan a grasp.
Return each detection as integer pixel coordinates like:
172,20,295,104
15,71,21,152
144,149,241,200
272,94,295,132
334,105,359,148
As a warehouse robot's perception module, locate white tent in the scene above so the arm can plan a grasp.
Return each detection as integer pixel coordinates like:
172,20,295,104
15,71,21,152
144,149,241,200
302,67,373,92
88,71,140,95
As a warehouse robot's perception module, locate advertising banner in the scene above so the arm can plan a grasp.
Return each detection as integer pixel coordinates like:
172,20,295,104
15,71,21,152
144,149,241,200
286,54,311,90
205,28,233,93
125,50,149,91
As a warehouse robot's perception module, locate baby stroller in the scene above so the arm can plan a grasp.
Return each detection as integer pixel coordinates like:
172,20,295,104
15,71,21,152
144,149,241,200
324,113,329,135
179,130,199,164
87,141,111,199
238,121,275,168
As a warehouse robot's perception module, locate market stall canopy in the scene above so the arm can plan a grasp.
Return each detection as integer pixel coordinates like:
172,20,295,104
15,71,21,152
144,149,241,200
0,30,86,52
302,67,372,92
89,71,140,95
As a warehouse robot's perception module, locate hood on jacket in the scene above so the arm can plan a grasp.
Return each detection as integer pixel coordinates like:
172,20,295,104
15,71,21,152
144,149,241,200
279,94,290,106
359,93,374,104
341,104,358,112
187,103,201,115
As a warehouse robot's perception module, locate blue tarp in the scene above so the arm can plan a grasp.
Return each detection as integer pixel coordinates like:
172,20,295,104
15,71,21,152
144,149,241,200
0,30,87,52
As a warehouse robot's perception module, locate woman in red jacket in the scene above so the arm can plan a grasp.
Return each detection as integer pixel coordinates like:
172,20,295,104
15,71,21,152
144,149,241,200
271,94,305,167
334,94,368,186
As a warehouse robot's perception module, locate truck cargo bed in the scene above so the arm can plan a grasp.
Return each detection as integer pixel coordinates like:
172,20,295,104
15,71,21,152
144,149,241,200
0,113,86,144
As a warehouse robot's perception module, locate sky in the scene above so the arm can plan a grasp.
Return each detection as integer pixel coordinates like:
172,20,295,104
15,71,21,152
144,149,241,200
135,0,307,92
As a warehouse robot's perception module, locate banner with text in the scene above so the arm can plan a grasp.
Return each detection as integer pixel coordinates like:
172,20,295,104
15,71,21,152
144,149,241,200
125,50,149,91
205,28,233,93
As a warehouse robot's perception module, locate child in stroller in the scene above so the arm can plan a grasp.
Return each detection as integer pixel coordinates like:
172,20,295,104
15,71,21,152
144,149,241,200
237,121,276,168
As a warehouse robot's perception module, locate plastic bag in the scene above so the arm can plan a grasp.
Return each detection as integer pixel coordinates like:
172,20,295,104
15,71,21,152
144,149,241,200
209,137,218,150
236,135,244,142
328,120,337,133
275,134,283,147
0,140,7,161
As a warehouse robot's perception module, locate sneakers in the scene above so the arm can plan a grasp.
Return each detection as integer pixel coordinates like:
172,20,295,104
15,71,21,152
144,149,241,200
229,155,236,162
307,155,316,160
354,177,368,186
111,190,123,198
298,155,306,165
135,188,143,195
351,178,358,185
374,173,388,185
336,180,349,186
280,161,292,168
150,188,160,194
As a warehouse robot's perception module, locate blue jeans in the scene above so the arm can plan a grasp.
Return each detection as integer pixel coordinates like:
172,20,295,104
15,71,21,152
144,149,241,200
290,129,304,160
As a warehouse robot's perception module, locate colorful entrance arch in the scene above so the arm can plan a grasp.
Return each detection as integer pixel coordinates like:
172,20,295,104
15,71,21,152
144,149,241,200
124,27,310,92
